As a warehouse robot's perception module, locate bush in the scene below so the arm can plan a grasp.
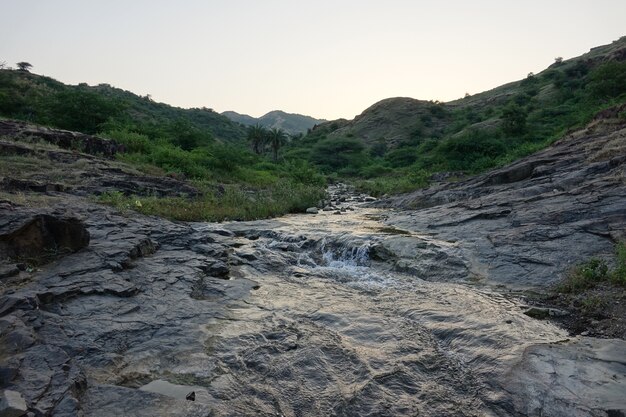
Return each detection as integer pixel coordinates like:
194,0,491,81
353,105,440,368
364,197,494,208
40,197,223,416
311,137,367,172
556,243,626,293
588,62,626,99
434,131,506,172
611,242,626,285
104,129,152,153
557,258,608,293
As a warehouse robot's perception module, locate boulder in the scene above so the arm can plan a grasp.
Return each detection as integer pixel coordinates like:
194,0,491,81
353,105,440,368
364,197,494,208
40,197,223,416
305,207,318,214
0,390,27,417
0,215,89,263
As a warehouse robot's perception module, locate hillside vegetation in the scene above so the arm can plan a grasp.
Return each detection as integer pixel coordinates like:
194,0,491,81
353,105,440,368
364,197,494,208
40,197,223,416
0,70,325,221
1,36,625,219
285,36,626,195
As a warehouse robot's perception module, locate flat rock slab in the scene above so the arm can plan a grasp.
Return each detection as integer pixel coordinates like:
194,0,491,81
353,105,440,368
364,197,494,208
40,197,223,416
0,390,27,417
501,338,626,416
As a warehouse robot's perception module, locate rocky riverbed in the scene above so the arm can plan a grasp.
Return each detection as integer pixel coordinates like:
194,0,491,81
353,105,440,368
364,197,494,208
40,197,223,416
1,110,626,416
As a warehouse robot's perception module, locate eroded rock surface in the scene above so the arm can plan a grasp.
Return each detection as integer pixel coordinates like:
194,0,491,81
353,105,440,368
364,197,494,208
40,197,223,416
378,106,626,289
0,198,257,416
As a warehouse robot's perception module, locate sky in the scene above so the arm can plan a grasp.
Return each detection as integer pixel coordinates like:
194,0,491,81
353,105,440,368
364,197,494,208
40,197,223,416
1,1,625,120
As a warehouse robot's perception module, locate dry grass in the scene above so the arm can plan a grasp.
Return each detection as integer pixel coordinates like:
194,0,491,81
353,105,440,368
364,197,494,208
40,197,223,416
588,132,626,162
0,191,61,207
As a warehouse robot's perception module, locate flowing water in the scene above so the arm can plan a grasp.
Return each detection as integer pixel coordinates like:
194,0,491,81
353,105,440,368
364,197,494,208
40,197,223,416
137,186,569,416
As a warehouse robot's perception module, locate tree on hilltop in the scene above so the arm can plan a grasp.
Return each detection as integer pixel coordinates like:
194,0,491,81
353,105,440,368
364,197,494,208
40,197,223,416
267,128,288,161
247,124,268,155
16,62,32,72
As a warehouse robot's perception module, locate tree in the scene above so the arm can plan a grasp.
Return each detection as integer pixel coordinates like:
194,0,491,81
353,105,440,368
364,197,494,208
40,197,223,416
16,62,32,72
267,128,287,161
311,137,366,172
0,61,7,69
501,103,527,136
247,124,267,154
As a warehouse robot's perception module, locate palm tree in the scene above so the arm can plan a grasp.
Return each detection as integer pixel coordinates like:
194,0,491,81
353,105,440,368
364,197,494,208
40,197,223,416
247,124,267,155
267,128,287,161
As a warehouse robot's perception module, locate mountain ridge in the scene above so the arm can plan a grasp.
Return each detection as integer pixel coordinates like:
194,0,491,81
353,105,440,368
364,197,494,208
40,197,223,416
222,109,326,135
316,36,626,149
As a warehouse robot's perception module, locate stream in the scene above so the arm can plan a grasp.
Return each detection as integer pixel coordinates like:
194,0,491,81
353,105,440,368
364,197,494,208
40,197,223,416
130,185,580,416
12,185,616,416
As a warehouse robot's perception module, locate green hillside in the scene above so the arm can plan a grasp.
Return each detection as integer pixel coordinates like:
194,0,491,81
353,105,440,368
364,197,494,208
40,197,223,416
285,36,626,195
0,70,246,143
1,36,624,219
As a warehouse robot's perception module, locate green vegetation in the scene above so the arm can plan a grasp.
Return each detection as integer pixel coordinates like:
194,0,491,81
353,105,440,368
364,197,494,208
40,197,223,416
1,38,625,213
282,41,626,195
556,242,626,293
98,180,324,222
0,68,326,221
0,69,245,140
97,127,324,221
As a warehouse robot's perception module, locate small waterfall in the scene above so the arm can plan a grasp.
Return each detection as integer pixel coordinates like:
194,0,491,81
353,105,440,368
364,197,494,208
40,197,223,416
320,237,371,268
294,236,393,288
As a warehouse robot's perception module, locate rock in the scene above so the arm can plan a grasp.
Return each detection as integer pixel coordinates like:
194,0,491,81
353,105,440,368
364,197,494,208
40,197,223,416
523,307,550,319
210,229,235,237
0,390,28,417
501,338,626,416
186,391,195,401
378,108,626,288
0,214,89,263
305,207,318,214
0,120,123,157
370,244,395,262
0,266,19,280
201,260,230,278
523,307,568,320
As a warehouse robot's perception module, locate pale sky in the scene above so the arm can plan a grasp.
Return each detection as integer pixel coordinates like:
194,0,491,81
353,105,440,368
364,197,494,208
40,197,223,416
1,1,625,120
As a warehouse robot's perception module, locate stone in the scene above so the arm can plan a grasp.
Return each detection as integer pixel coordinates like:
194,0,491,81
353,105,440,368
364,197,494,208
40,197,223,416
201,260,230,278
0,390,27,417
0,215,89,262
523,307,551,319
0,266,19,280
305,207,318,214
523,307,569,320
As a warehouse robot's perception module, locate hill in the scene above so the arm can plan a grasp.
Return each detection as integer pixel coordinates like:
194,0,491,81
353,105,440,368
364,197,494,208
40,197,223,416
0,70,247,143
222,109,325,135
289,36,626,194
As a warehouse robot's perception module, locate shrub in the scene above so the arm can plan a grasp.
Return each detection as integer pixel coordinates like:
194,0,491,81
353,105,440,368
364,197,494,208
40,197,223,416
557,258,608,293
311,137,367,172
104,129,152,153
611,242,626,285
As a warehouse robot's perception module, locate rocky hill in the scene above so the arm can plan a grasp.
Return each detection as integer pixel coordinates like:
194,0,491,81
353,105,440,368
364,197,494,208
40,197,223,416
222,110,325,135
314,36,626,150
326,97,450,147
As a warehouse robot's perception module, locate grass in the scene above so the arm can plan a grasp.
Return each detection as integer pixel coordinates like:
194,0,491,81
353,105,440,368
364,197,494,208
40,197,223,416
97,180,325,222
353,169,430,197
556,242,626,293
